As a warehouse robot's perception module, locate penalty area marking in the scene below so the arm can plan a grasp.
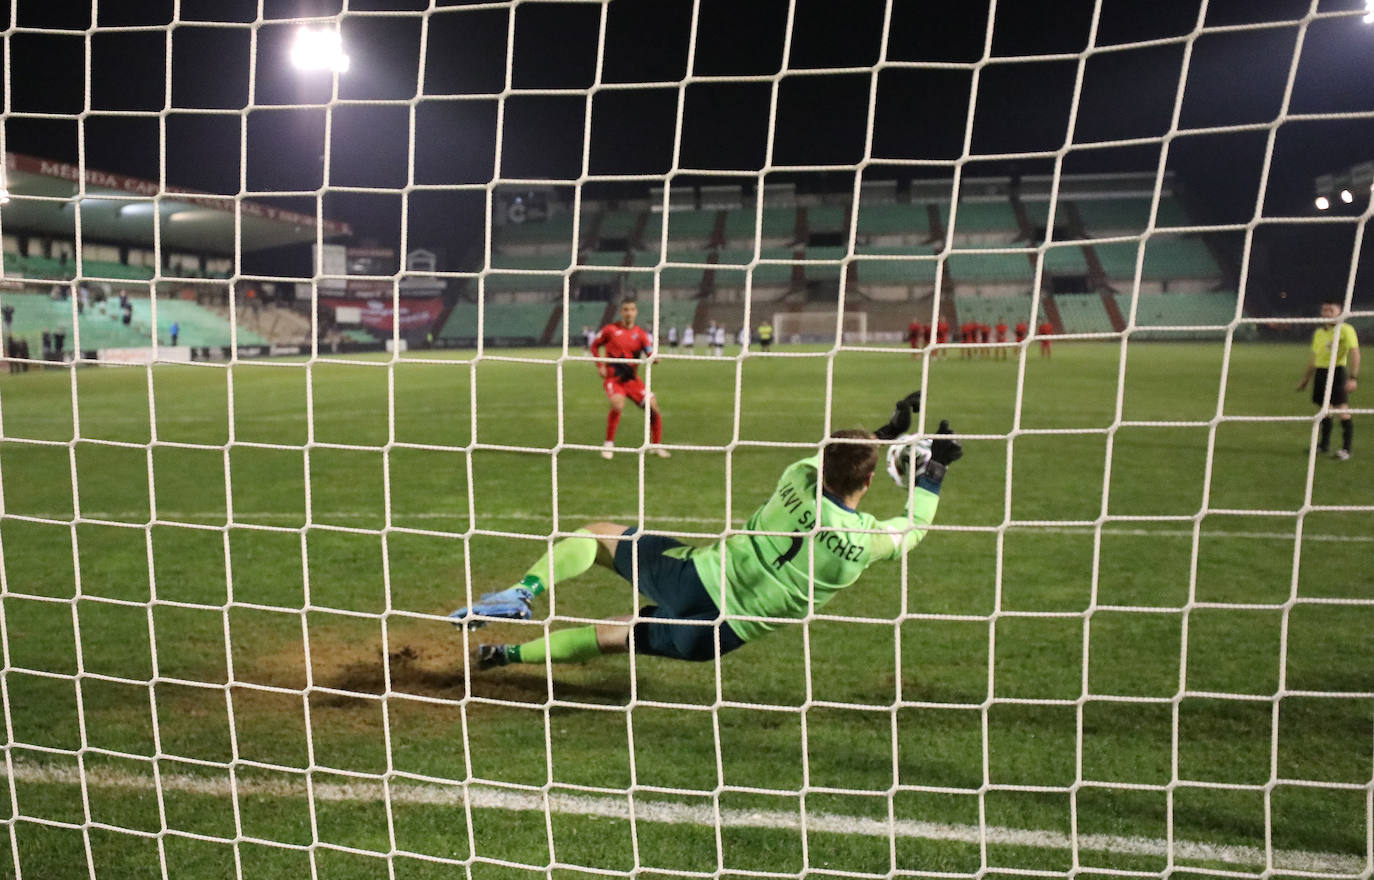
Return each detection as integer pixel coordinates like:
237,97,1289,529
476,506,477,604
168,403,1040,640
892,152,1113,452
4,763,1365,874
41,511,1374,544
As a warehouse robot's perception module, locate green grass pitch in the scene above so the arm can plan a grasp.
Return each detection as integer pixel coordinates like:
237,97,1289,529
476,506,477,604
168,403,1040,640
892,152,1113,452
0,340,1370,879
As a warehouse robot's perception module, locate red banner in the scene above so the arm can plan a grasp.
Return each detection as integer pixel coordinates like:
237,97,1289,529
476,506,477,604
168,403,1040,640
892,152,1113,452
322,296,445,332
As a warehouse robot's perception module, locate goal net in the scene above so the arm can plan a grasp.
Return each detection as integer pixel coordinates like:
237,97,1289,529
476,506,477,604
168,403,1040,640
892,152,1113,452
1,3,1372,880
773,311,867,345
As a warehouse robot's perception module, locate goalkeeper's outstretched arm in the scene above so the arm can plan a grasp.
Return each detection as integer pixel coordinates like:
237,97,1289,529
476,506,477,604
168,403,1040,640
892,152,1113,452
871,419,963,560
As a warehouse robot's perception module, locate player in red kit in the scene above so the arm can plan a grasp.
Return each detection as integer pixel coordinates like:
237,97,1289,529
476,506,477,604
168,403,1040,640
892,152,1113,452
590,299,669,459
908,319,922,358
1037,320,1054,359
1015,320,1029,345
935,318,949,357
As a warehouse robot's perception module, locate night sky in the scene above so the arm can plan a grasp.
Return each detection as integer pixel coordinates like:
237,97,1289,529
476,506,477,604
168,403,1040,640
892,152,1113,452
2,0,1371,305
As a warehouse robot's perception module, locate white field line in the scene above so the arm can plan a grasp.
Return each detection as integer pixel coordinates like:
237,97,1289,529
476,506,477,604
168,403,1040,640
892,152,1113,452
34,510,1374,543
5,763,1364,873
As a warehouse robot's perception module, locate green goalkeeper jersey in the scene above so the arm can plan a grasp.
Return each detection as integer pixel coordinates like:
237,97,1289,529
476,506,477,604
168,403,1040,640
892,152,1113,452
690,455,940,642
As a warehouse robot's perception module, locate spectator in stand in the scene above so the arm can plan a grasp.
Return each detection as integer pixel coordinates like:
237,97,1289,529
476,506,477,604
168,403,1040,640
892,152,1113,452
53,331,65,359
1038,320,1054,359
169,321,180,346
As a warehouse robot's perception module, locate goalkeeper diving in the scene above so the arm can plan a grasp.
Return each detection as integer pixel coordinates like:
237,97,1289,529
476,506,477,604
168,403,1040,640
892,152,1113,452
451,393,961,668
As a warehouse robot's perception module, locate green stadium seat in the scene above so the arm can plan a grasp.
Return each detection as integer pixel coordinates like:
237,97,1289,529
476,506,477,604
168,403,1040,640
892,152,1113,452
945,248,1035,283
854,202,931,238
803,245,848,282
940,200,1018,234
1054,293,1114,334
723,207,796,244
1095,238,1220,280
0,290,264,352
853,245,939,285
661,209,719,242
1041,243,1088,275
439,301,554,343
807,204,847,234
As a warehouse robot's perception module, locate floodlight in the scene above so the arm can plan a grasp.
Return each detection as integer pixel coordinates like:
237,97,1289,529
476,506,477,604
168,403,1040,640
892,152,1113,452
1365,0,1373,24
1315,196,1331,210
290,26,350,74
1340,189,1354,204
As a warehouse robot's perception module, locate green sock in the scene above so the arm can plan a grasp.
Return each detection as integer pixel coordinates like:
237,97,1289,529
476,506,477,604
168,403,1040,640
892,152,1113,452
521,529,598,597
510,626,602,664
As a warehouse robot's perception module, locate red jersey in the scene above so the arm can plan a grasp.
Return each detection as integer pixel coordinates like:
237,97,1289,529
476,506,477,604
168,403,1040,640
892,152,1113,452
1015,321,1028,341
995,322,1008,341
908,321,922,345
936,320,949,342
1037,321,1054,336
591,322,654,382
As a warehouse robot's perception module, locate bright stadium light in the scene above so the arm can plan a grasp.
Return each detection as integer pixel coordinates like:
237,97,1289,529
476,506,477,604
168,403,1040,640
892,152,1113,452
1340,189,1354,204
1365,0,1373,24
1315,196,1331,210
290,26,350,74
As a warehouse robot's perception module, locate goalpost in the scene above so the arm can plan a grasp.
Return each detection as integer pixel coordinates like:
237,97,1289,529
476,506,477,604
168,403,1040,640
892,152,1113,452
772,311,868,345
2,3,1373,879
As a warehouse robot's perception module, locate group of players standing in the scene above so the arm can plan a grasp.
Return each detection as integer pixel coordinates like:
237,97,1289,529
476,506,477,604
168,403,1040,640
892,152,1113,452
907,317,1055,359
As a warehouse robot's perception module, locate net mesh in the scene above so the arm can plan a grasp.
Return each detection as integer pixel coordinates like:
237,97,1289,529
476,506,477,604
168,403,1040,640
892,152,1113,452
0,2,1372,878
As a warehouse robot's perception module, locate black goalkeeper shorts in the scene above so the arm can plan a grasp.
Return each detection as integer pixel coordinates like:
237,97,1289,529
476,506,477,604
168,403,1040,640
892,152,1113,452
613,528,744,662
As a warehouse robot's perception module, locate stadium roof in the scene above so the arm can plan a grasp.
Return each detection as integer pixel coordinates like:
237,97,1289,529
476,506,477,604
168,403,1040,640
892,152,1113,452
1,153,351,254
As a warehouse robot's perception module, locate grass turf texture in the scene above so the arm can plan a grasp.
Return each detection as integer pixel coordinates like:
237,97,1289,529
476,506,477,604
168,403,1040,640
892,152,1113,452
1,340,1371,878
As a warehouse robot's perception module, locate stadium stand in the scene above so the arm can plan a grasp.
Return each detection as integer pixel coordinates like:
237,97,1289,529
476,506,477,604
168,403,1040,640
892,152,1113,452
806,204,847,235
440,301,553,344
939,200,1019,234
652,209,718,245
1126,291,1247,339
1054,292,1115,334
854,203,931,240
0,291,265,352
1041,243,1089,276
945,247,1036,283
578,251,629,285
483,251,572,293
803,245,848,281
493,211,581,247
597,210,641,241
722,207,796,244
1095,238,1220,281
714,247,797,287
1062,197,1191,235
853,246,940,286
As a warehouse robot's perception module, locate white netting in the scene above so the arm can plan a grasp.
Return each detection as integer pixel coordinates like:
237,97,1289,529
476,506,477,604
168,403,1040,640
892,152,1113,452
0,2,1372,879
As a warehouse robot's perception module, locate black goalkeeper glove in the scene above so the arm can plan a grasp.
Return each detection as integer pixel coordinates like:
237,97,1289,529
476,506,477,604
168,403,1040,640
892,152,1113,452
873,392,922,440
922,419,963,486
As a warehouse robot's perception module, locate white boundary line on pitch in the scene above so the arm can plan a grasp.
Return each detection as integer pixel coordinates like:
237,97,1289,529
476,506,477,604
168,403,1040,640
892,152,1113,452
29,511,1374,543
4,764,1365,874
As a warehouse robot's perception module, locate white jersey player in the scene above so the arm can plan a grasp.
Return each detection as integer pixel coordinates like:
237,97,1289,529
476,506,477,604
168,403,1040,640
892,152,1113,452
682,325,696,355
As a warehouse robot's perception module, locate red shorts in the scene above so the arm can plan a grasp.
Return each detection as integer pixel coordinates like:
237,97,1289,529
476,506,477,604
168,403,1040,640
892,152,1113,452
605,376,650,406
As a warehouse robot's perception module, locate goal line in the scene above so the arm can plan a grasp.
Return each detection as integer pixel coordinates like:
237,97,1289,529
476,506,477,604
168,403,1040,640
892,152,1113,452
5,763,1361,874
